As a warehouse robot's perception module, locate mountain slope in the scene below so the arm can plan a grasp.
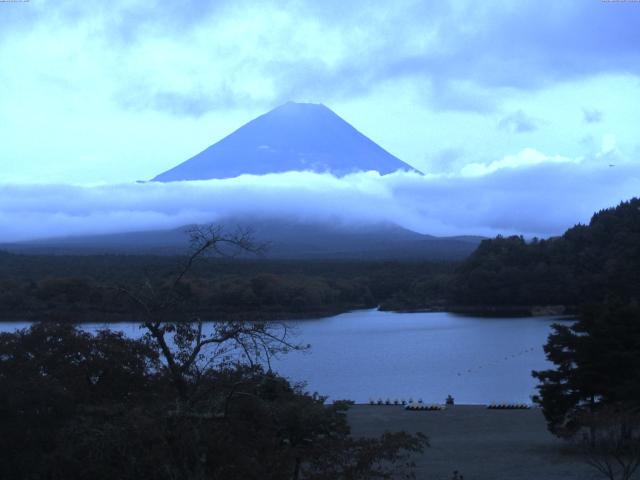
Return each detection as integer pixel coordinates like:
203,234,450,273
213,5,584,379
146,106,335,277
152,102,421,181
3,219,481,260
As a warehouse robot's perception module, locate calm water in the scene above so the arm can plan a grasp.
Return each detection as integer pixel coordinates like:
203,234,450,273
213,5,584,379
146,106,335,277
1,310,569,404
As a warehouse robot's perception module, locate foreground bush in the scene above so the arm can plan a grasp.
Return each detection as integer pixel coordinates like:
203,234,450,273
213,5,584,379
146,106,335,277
0,323,426,480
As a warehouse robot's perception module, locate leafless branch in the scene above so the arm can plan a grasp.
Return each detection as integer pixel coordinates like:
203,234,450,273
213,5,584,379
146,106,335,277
110,223,299,400
577,404,640,480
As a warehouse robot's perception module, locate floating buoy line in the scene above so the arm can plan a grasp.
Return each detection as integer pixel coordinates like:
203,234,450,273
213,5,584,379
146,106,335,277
455,346,538,377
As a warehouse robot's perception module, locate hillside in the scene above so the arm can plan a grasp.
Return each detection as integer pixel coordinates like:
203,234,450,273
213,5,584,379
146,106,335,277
4,219,481,261
449,197,640,309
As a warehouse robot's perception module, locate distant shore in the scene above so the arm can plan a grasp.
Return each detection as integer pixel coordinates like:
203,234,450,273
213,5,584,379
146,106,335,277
380,304,577,318
0,305,361,323
0,303,579,323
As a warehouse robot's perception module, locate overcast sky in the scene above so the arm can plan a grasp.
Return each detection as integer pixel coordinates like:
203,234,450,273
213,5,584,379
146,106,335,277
1,0,639,240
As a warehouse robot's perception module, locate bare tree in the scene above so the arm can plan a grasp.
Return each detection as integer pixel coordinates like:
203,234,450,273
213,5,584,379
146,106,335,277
117,224,301,399
577,404,640,480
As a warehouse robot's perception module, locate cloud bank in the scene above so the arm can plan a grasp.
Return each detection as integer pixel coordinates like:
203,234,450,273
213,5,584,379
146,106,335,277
1,151,638,243
5,0,639,116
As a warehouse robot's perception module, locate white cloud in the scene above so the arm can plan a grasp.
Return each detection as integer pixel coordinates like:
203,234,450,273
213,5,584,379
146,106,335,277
1,155,638,244
459,148,577,177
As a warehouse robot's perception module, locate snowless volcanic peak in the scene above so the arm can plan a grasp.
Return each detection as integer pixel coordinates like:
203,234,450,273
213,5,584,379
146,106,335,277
152,102,422,181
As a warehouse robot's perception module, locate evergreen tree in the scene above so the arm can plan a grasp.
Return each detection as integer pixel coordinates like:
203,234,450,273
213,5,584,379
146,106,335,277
533,302,640,437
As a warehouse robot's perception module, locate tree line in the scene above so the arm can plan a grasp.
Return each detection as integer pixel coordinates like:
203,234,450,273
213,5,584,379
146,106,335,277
0,253,454,321
449,198,640,310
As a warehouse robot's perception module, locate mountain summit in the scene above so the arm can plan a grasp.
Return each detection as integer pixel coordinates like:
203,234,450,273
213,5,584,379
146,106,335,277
152,102,421,181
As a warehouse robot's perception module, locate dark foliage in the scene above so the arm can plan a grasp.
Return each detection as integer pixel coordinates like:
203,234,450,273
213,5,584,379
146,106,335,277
532,302,640,437
450,198,640,309
0,323,427,480
0,323,161,479
0,255,454,321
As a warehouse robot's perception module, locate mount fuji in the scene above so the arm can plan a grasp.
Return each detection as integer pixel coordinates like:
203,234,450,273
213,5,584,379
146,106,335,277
152,102,421,181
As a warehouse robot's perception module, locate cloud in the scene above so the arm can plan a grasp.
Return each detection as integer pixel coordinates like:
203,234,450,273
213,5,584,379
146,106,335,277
3,0,640,118
427,148,465,173
459,148,575,176
583,108,604,124
1,151,638,244
498,110,540,133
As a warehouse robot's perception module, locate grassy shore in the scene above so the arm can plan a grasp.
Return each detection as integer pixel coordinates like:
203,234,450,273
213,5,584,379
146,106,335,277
347,405,598,480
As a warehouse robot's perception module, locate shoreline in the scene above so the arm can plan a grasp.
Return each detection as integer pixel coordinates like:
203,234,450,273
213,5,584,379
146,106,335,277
384,304,578,318
0,303,578,323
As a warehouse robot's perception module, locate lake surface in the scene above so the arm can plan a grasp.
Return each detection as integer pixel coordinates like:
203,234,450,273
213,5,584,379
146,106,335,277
1,310,569,404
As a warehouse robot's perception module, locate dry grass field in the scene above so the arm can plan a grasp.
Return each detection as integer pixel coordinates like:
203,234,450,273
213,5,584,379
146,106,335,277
347,405,601,480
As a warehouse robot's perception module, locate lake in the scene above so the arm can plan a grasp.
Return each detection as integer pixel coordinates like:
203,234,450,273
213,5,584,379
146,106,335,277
0,310,569,404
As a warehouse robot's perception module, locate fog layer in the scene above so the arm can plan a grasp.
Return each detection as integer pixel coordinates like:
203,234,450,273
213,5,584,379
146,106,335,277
1,155,637,243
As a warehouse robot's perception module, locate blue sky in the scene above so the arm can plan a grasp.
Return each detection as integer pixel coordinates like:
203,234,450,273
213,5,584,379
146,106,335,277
1,0,639,239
